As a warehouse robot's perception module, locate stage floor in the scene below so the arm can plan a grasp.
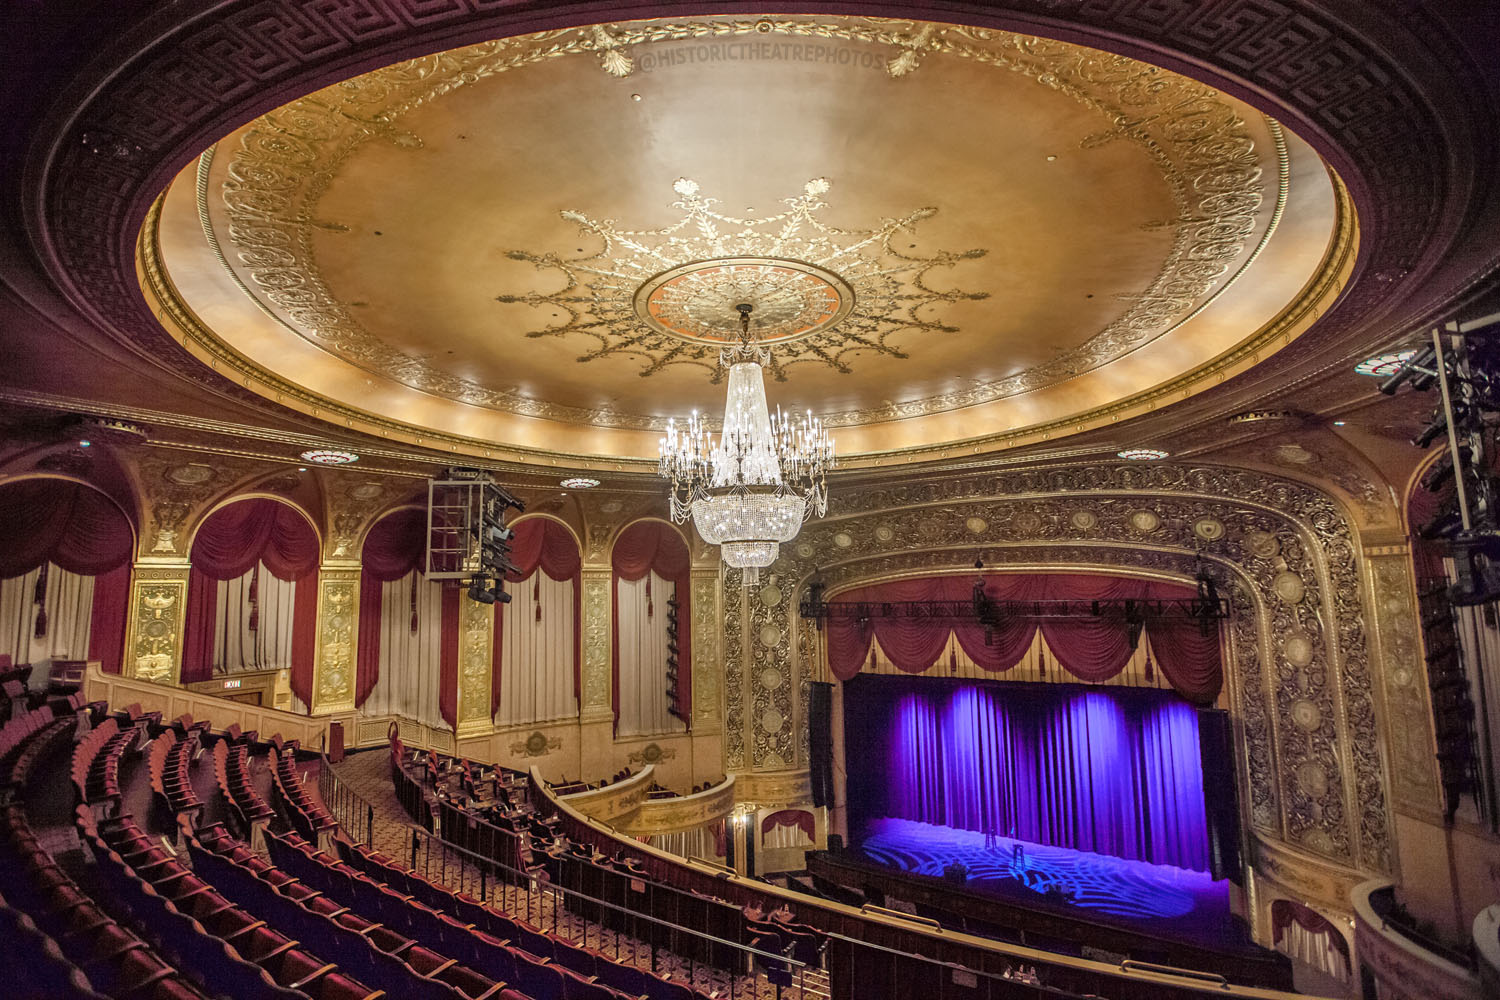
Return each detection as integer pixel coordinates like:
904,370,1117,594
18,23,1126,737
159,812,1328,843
854,818,1237,945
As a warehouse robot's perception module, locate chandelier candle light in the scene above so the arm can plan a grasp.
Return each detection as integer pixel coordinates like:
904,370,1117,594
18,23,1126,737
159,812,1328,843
659,304,834,582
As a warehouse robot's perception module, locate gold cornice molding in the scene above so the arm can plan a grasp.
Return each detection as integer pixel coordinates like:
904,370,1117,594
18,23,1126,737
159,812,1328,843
1251,832,1365,913
617,775,737,836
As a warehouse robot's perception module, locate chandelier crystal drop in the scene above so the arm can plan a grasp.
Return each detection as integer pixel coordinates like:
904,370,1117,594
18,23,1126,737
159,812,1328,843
659,304,834,582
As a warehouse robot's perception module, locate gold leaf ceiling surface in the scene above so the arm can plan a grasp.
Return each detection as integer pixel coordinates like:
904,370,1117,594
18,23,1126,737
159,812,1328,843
146,14,1348,467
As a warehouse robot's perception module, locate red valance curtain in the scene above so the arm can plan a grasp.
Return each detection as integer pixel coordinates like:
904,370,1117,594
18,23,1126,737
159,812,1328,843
182,499,320,701
761,809,815,842
0,478,133,578
611,521,692,729
1272,899,1351,972
495,518,582,717
826,573,1222,704
357,509,427,707
0,479,133,673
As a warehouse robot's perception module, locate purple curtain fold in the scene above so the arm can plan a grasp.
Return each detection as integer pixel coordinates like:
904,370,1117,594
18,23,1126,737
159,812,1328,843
876,681,1210,871
826,573,1222,702
611,521,692,730
0,478,133,578
357,509,428,707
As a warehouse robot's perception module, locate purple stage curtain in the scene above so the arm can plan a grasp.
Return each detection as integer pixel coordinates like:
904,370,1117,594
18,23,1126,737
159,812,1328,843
497,518,582,716
88,562,130,674
611,521,691,729
826,573,1222,703
0,479,133,578
878,681,1210,871
182,499,320,687
357,509,427,707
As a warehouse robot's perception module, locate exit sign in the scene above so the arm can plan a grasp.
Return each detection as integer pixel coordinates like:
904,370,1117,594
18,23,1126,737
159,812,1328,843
223,679,241,689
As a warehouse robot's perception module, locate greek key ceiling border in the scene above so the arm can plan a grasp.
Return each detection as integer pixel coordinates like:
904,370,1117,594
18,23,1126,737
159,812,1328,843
197,16,1289,431
723,461,1397,875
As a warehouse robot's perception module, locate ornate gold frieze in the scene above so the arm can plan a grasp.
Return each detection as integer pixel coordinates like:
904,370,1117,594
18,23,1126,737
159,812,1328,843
724,573,747,770
125,564,190,685
1365,550,1443,816
733,768,814,809
204,16,1279,431
580,574,612,719
456,596,494,733
1251,833,1366,914
132,451,267,556
327,480,397,561
691,570,723,733
311,571,358,713
618,776,737,836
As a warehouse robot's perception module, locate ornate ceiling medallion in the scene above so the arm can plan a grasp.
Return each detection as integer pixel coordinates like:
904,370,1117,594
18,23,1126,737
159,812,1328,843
498,177,983,382
300,448,358,465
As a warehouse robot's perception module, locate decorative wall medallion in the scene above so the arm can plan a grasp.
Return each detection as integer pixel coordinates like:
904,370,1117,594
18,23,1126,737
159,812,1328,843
599,500,623,514
350,482,385,501
627,741,678,765
1272,571,1306,604
1245,531,1280,558
1128,510,1160,533
1069,510,1098,531
875,525,896,542
1292,699,1322,732
1297,762,1328,798
1283,632,1314,667
795,543,816,559
1013,512,1042,535
759,583,783,607
511,731,563,757
832,532,853,548
1193,517,1225,541
965,516,988,534
759,625,782,648
165,463,215,485
1273,443,1317,465
759,667,783,690
760,708,785,734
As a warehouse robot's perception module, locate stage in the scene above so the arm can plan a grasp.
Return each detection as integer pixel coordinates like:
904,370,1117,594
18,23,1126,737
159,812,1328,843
852,817,1239,949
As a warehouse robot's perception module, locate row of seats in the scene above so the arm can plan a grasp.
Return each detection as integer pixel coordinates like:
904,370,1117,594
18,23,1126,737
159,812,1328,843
148,727,205,816
270,740,337,846
272,829,708,1000
79,807,382,1000
4,705,210,999
1,693,92,793
195,824,515,1000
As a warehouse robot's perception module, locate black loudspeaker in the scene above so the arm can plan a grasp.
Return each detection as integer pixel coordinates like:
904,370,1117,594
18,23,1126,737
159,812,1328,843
826,833,844,853
809,682,835,809
1198,708,1244,884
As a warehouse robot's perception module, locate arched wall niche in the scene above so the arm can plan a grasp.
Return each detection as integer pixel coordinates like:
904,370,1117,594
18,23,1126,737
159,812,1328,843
718,461,1436,892
0,471,141,555
185,491,323,554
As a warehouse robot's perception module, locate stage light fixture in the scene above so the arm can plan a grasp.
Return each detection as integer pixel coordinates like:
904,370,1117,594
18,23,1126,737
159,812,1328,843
78,439,91,448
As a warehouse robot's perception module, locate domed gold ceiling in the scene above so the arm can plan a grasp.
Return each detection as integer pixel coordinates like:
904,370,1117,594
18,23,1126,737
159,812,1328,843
143,14,1352,470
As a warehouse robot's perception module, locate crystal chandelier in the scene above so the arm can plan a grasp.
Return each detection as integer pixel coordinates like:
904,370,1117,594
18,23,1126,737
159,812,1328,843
659,305,834,581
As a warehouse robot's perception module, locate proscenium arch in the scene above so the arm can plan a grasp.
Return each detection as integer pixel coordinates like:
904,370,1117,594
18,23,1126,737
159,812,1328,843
740,461,1392,879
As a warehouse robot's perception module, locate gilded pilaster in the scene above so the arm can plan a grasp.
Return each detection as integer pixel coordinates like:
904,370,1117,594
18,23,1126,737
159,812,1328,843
124,561,190,685
691,567,723,734
456,597,495,737
310,567,358,714
580,571,613,723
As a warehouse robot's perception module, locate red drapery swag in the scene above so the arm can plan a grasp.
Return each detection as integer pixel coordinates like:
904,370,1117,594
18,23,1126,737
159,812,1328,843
356,509,428,708
440,586,460,729
1271,899,1351,971
0,479,134,673
181,499,320,702
611,521,692,731
761,809,816,843
493,518,582,718
826,574,1222,704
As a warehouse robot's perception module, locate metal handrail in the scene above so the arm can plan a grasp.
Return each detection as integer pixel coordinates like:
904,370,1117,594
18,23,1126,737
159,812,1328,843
320,755,807,997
